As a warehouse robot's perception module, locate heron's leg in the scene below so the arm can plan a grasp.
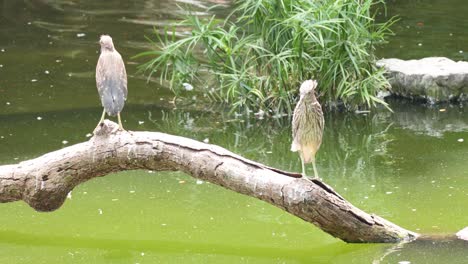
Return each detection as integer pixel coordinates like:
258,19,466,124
117,112,125,131
300,155,313,183
94,109,106,132
99,109,106,124
312,159,321,181
301,155,307,177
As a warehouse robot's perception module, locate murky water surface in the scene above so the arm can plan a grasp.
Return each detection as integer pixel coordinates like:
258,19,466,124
0,1,467,263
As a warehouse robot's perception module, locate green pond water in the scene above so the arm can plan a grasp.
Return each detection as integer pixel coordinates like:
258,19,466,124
0,0,467,263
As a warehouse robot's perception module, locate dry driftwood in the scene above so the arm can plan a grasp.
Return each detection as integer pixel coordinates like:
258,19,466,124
0,120,418,243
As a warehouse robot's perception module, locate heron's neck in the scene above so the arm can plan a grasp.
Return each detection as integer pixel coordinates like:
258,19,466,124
301,94,317,103
101,46,114,52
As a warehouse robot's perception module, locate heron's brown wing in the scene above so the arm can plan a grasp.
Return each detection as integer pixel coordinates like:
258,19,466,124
290,99,303,152
116,51,128,100
311,101,324,130
96,54,106,97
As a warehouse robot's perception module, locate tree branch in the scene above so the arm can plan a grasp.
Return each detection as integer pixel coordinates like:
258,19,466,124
0,120,418,243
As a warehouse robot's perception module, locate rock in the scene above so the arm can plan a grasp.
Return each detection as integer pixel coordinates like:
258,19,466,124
456,227,468,241
376,57,468,103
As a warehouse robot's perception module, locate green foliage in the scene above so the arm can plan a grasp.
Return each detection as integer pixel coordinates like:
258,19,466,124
136,0,397,113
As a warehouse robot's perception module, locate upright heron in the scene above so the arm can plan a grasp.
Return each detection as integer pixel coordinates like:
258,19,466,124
291,80,324,181
96,35,127,130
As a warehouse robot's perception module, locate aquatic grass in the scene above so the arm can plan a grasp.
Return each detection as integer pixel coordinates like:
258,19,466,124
136,0,397,114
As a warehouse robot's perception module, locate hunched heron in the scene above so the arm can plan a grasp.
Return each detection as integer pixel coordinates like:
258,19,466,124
291,80,324,181
96,35,127,130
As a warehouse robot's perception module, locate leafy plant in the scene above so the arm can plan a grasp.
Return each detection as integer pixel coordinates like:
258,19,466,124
136,0,397,114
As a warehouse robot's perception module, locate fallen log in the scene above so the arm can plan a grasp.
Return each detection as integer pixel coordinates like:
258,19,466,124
0,120,418,243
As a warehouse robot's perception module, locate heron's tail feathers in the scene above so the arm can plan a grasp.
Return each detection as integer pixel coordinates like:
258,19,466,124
291,141,300,152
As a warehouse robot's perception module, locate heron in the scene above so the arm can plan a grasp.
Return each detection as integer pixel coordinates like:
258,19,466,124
95,35,127,131
291,80,324,181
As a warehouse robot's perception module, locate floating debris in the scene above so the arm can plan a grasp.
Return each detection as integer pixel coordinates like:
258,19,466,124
56,59,61,63
371,185,375,188
355,110,370,114
85,133,92,138
138,121,144,125
0,64,3,67
439,108,446,112
140,252,145,256
161,223,167,226
6,102,10,105
31,79,38,82
460,50,464,54
98,209,103,215
111,198,119,202
203,138,209,143
412,209,417,212
179,180,186,184
37,116,42,120
182,83,193,91
76,33,86,38
129,190,135,193
458,138,464,142
62,140,69,145
385,191,393,195
196,180,203,185
67,191,72,199
1,49,4,52
398,261,411,264
418,43,422,46
44,70,50,74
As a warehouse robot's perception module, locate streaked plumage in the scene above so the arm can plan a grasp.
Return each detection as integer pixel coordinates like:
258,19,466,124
95,35,127,130
291,80,324,181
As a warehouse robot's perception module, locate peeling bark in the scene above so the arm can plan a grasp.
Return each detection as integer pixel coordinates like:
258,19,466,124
0,120,418,243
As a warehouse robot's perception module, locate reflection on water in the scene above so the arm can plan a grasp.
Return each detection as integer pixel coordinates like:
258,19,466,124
0,0,468,263
388,99,468,138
